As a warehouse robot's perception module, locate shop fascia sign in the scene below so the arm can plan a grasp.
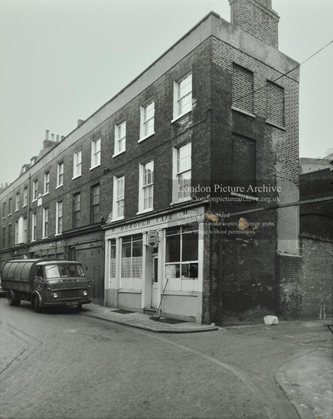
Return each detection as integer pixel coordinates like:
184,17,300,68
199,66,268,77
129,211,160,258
106,207,205,235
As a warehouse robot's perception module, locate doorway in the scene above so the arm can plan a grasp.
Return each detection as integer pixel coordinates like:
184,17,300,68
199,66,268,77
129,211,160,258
151,256,158,309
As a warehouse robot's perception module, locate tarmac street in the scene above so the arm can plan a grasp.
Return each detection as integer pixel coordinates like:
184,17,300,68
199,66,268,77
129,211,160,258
0,299,332,419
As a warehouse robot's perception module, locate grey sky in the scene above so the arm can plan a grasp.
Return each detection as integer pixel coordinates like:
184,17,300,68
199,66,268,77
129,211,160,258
0,0,332,185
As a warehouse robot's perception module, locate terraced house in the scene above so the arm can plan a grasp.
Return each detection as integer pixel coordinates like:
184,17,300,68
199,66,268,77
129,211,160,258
0,0,300,324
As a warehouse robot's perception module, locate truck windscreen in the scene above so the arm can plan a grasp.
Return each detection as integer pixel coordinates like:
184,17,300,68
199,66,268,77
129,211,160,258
44,264,85,279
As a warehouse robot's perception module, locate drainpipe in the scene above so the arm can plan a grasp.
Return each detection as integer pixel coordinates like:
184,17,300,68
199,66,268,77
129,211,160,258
27,173,32,257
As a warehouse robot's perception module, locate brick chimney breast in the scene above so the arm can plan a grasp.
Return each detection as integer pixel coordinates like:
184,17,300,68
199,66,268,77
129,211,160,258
229,0,279,49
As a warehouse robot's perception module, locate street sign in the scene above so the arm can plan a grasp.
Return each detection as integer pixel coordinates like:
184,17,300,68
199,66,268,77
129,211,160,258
147,230,159,248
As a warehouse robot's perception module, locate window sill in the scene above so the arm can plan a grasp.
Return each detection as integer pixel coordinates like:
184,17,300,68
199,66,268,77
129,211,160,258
112,150,126,158
118,289,142,294
89,164,101,171
22,204,27,208
137,208,154,215
265,120,286,131
72,174,82,180
43,192,49,197
55,233,62,236
171,109,192,124
230,192,259,201
42,236,48,239
2,217,6,220
8,212,12,217
15,209,19,213
170,197,192,206
231,107,256,119
56,184,63,190
111,216,125,223
138,132,155,143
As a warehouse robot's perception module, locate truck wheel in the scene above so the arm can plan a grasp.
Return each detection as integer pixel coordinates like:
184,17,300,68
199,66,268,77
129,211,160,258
77,303,83,311
8,291,20,307
34,295,41,313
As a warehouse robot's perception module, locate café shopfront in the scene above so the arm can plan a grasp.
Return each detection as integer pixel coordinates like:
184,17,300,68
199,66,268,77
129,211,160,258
103,205,206,323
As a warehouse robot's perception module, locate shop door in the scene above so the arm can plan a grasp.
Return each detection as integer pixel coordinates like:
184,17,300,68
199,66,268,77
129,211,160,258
151,256,158,309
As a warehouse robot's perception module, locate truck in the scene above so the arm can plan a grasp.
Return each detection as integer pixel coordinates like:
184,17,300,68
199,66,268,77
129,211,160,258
1,259,91,312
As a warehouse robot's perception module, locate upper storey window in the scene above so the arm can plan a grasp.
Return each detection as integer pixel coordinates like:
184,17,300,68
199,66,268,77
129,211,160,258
140,101,155,141
91,138,101,169
232,64,254,115
57,163,64,188
73,150,82,178
173,73,192,120
114,122,126,156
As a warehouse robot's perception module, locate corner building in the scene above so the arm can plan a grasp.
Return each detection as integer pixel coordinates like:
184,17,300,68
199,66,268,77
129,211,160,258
0,0,300,324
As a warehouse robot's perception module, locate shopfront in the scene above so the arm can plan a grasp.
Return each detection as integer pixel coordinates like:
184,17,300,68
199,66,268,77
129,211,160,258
104,205,206,323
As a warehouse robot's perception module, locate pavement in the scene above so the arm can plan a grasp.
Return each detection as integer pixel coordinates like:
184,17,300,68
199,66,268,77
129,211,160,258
81,303,219,333
82,303,333,419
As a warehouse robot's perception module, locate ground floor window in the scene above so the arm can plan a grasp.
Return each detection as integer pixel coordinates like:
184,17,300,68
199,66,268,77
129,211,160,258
110,239,116,278
121,234,143,288
165,223,198,280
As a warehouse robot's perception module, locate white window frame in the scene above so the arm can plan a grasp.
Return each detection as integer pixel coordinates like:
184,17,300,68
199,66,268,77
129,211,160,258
112,176,125,221
42,207,49,238
44,172,50,195
73,150,82,179
172,142,192,204
138,161,154,214
31,212,37,241
113,121,126,157
23,217,27,243
172,72,192,122
56,201,63,235
15,193,20,211
32,181,38,201
23,187,28,207
90,138,101,169
139,101,155,142
56,162,64,188
15,220,19,244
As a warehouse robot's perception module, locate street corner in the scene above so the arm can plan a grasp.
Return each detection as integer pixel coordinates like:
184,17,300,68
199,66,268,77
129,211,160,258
276,349,333,419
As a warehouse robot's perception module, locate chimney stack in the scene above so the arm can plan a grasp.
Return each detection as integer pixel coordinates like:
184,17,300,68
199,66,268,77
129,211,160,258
229,0,279,49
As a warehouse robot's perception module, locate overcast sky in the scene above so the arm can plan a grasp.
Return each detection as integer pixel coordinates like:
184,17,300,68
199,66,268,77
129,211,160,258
0,0,332,184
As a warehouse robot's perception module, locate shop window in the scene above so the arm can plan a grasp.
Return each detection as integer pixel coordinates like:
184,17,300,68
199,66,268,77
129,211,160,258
121,235,143,287
110,239,116,278
165,224,198,280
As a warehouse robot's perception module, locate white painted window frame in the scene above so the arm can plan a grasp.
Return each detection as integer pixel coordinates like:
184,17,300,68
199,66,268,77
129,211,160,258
138,161,154,214
90,138,101,169
139,101,155,142
172,72,192,122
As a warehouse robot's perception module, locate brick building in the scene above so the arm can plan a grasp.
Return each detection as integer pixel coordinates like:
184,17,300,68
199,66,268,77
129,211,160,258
0,0,300,324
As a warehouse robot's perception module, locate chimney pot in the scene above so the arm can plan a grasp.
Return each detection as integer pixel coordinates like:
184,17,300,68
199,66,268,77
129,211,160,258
51,133,54,141
61,136,65,141
45,129,50,140
56,135,59,142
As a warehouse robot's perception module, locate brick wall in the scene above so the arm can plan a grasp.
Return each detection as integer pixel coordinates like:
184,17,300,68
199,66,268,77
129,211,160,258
301,237,333,317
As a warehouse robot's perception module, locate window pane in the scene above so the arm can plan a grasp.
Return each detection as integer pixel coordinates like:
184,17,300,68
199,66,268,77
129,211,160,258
182,231,198,261
166,235,180,262
165,264,180,279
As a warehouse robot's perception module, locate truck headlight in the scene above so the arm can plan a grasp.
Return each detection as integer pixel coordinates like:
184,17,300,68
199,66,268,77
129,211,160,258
82,290,88,296
51,292,59,299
